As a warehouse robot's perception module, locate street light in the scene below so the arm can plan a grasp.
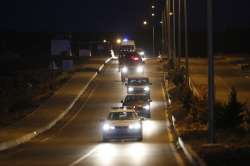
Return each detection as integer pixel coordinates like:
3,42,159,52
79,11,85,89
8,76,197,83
152,13,155,17
143,20,148,25
152,5,155,9
116,38,122,44
103,39,107,43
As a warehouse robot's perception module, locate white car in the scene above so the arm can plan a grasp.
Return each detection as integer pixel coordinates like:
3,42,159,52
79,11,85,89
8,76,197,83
102,108,143,142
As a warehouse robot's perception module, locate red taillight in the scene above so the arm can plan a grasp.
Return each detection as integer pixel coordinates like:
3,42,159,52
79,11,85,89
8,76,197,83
133,57,139,61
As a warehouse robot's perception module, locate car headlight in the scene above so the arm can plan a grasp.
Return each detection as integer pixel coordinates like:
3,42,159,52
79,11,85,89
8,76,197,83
139,51,145,56
136,66,143,73
128,87,134,92
129,122,141,130
143,105,150,110
144,86,150,91
103,123,115,131
122,66,128,73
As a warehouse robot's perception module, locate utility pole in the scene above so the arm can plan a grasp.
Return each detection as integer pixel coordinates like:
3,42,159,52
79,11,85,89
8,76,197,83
153,26,155,57
167,0,171,60
184,0,189,86
178,0,182,70
207,0,215,144
172,0,177,68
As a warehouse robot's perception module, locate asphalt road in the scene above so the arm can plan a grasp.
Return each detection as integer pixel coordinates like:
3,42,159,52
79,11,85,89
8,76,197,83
188,57,250,109
0,59,184,166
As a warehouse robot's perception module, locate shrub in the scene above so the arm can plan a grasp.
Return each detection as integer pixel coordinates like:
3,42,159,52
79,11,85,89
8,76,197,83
215,87,246,129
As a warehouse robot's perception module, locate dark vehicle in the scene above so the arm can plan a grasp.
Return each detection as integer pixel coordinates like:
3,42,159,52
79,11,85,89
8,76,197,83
121,94,152,118
125,77,152,96
120,52,144,82
102,108,143,141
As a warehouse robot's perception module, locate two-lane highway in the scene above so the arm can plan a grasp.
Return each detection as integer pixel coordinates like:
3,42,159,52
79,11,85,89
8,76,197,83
0,59,184,166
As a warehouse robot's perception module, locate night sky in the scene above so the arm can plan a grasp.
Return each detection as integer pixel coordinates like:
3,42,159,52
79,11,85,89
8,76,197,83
0,0,250,32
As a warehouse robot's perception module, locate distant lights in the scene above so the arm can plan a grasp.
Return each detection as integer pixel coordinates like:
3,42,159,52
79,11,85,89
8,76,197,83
123,38,128,43
152,5,155,9
169,12,173,16
152,13,155,17
116,38,122,44
103,39,107,43
143,20,148,25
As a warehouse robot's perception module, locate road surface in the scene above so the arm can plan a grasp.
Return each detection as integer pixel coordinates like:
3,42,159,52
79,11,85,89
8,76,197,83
0,59,184,166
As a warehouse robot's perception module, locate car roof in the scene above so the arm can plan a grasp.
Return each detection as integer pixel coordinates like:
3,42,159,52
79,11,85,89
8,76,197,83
125,94,148,97
127,76,149,80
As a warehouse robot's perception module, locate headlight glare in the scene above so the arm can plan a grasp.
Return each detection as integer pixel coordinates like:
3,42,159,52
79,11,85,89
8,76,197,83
103,123,115,131
122,67,128,73
136,66,143,73
129,123,141,130
128,87,134,92
144,86,150,91
143,105,150,110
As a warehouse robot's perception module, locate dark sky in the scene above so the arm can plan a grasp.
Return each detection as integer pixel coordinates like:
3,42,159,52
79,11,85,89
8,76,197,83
0,0,250,32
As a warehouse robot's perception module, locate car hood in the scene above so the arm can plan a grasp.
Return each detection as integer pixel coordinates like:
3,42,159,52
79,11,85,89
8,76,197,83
107,120,139,126
123,101,148,107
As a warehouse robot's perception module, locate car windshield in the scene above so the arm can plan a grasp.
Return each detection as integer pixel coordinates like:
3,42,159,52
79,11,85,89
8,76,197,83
124,95,148,103
128,78,149,85
108,112,137,120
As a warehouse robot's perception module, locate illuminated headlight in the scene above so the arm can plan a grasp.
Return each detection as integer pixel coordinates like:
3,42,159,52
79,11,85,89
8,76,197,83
136,66,144,73
139,51,145,56
128,87,134,92
103,123,115,131
122,66,128,73
129,123,141,130
143,105,150,110
144,86,150,91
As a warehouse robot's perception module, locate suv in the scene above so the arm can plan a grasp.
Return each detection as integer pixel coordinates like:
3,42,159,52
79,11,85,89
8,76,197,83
121,94,152,118
102,108,143,141
125,77,152,96
120,52,144,82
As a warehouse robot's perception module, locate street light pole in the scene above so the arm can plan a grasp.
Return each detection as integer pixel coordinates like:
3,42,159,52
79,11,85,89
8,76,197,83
207,0,215,144
153,26,155,57
167,0,171,60
184,0,189,86
172,0,177,68
177,0,182,70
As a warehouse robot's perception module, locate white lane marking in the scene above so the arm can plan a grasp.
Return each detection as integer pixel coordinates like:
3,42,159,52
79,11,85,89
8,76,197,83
69,146,99,166
58,85,97,132
40,138,50,143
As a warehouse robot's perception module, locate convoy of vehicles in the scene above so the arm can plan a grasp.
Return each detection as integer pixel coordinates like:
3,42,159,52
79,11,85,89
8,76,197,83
101,39,153,142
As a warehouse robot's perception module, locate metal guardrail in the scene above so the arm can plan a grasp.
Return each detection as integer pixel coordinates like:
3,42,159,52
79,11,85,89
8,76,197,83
162,72,206,166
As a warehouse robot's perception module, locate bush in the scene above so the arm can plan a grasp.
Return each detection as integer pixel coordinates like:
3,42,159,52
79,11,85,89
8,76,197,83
215,87,246,129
